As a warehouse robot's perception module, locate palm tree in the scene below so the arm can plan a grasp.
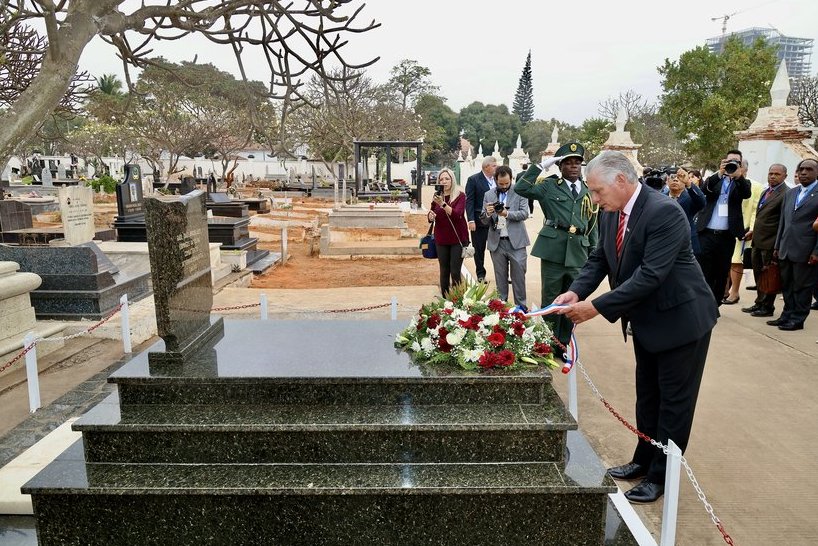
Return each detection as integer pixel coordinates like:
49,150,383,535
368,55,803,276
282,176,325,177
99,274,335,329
96,73,123,97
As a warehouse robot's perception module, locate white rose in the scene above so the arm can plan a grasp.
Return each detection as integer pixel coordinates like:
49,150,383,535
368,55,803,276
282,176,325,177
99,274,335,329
482,313,500,327
420,337,435,354
411,341,421,352
462,348,483,362
446,329,465,346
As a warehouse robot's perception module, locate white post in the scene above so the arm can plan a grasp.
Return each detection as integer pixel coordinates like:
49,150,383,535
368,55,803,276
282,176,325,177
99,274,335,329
281,225,288,264
260,293,269,320
391,296,398,320
23,332,40,413
120,294,132,353
567,364,578,420
660,440,683,546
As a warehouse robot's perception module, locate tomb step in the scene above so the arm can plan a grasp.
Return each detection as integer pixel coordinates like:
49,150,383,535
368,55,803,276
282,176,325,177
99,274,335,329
24,440,613,545
75,395,575,464
109,320,555,406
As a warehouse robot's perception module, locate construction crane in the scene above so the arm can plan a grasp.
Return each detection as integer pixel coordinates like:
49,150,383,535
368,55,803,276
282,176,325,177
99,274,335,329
711,1,779,35
711,12,738,35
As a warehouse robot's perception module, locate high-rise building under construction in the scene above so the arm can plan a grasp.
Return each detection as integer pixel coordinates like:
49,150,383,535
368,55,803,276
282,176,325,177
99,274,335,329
706,27,814,78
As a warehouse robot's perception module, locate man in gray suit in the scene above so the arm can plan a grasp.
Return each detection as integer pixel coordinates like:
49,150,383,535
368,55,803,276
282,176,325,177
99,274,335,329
555,151,718,504
481,165,530,309
742,164,788,317
769,158,818,331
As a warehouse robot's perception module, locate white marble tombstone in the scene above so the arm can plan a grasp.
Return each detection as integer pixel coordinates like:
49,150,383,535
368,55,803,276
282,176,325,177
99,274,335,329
58,186,95,245
57,162,67,180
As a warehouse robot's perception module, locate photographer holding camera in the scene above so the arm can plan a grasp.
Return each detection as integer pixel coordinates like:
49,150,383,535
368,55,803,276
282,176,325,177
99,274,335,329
480,165,530,309
695,149,752,306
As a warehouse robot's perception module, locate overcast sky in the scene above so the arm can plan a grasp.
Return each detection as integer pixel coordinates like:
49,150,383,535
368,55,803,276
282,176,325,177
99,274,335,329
79,0,818,125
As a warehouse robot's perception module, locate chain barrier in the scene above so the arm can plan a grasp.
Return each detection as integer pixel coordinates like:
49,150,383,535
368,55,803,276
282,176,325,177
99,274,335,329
212,302,392,314
0,302,125,373
575,359,735,545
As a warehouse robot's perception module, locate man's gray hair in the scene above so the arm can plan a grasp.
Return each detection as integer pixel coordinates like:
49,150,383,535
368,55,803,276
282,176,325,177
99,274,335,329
482,156,497,169
585,151,638,185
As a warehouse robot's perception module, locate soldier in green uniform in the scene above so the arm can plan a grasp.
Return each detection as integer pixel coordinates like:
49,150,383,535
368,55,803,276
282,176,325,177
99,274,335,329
515,142,598,348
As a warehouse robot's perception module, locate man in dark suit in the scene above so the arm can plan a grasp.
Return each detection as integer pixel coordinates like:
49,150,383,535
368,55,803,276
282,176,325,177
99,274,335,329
695,149,752,305
465,156,497,282
769,158,818,330
741,164,788,317
555,151,718,504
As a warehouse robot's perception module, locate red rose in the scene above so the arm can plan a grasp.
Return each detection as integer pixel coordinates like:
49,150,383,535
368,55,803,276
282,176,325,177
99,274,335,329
492,324,504,333
427,313,441,329
443,308,453,315
437,327,452,352
478,351,498,368
498,350,516,367
534,342,552,355
486,332,505,347
488,299,506,312
512,321,525,336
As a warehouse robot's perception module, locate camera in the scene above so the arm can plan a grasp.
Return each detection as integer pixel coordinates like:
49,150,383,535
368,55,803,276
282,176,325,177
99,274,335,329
492,201,505,213
643,169,666,191
434,184,444,195
724,159,741,175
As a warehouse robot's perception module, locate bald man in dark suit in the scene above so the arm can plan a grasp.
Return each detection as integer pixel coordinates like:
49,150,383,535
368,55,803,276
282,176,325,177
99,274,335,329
555,151,718,504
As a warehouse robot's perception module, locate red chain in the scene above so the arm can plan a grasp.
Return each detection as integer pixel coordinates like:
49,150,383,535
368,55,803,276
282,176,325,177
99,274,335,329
594,387,734,544
325,303,391,313
211,303,261,311
0,343,36,373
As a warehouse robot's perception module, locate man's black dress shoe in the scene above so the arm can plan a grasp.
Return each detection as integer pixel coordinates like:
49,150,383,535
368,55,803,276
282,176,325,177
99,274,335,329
746,285,757,290
741,304,759,313
607,462,647,480
778,321,804,331
766,317,786,326
624,480,665,504
750,308,774,317
811,301,818,311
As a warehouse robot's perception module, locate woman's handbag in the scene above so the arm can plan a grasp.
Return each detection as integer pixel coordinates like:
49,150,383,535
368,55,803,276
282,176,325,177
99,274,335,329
443,207,474,258
420,223,437,259
758,260,782,295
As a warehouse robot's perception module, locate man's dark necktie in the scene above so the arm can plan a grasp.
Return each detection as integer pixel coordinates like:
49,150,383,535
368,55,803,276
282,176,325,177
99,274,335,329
571,183,578,199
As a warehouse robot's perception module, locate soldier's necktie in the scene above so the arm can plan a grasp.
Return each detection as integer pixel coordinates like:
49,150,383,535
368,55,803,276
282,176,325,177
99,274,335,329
616,211,626,257
571,182,578,199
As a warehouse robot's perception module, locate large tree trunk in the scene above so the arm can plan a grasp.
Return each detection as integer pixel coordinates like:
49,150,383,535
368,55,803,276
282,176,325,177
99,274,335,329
0,2,112,169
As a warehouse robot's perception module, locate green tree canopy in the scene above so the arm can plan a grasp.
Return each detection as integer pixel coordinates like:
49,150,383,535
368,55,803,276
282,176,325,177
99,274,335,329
385,59,439,112
458,102,521,156
658,37,777,168
414,93,459,166
520,118,580,160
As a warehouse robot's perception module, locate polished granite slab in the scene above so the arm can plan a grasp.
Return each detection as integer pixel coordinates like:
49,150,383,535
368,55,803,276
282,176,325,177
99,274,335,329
23,432,620,545
111,320,555,380
76,393,574,431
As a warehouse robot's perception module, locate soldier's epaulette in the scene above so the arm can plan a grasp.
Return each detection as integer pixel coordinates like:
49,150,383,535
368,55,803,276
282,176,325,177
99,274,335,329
535,173,560,184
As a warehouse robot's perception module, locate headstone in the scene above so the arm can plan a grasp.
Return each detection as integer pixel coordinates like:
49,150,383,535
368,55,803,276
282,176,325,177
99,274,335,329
57,162,67,180
115,164,145,219
144,190,223,364
41,168,53,187
0,200,34,232
179,176,196,195
209,192,231,204
58,186,95,245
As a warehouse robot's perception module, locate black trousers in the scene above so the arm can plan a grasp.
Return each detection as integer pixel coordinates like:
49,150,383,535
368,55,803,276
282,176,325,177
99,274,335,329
436,243,463,297
631,331,711,485
471,225,489,280
696,230,735,305
751,247,777,311
779,259,818,325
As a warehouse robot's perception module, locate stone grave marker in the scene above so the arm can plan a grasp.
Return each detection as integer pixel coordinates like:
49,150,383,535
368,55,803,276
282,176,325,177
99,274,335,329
41,168,53,187
0,200,33,233
144,189,223,364
116,164,145,219
57,162,67,180
57,185,95,245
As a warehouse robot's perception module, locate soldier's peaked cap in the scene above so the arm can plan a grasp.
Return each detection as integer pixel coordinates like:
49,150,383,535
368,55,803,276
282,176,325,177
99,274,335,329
555,142,585,164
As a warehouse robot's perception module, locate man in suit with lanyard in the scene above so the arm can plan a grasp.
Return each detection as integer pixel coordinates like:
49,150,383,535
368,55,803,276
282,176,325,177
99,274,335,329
555,151,718,504
769,158,818,330
515,142,598,350
465,156,497,282
481,165,530,309
741,164,788,317
695,149,752,306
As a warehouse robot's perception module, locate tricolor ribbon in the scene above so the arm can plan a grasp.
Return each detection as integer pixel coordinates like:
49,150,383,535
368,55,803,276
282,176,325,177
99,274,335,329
524,304,577,374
